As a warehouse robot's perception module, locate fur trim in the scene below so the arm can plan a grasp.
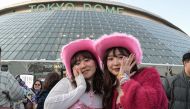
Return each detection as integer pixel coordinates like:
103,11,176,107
60,39,100,78
95,32,143,64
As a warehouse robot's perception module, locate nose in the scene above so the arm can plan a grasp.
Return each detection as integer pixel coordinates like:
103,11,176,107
79,61,86,69
113,57,120,65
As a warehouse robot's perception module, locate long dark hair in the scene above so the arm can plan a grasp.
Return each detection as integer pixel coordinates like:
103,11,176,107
102,47,138,109
43,72,60,90
70,51,103,94
32,80,42,91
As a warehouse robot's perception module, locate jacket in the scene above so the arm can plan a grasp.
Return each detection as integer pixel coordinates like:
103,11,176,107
162,70,190,109
112,67,168,109
0,71,25,108
36,90,50,109
44,74,102,109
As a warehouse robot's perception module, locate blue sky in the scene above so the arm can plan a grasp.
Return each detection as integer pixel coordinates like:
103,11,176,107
0,0,189,35
119,0,190,36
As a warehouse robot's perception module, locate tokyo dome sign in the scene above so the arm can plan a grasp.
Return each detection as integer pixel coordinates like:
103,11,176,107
29,2,124,14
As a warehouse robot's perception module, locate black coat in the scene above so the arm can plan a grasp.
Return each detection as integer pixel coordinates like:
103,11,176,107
162,71,190,109
36,90,50,109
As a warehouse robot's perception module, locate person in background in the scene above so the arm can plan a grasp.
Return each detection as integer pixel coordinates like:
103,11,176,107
24,80,42,109
44,38,104,109
0,71,27,109
36,72,60,109
95,33,168,109
162,51,190,109
0,47,26,109
32,80,42,100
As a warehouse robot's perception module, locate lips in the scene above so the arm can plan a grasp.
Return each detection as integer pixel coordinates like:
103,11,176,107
113,68,120,72
82,70,89,74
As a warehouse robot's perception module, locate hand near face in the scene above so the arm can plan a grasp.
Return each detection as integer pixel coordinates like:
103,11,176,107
73,66,82,77
72,65,87,89
119,54,136,76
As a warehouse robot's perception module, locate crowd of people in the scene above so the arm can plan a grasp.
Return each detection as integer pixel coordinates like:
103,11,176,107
0,67,60,109
1,32,190,109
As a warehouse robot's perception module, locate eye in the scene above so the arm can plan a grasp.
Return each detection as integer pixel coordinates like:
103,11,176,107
84,58,90,61
118,56,123,59
75,61,80,66
107,57,113,61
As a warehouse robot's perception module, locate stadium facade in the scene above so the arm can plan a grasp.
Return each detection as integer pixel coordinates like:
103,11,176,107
0,0,190,77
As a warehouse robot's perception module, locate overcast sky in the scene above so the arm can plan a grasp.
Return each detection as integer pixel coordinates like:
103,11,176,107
0,0,189,36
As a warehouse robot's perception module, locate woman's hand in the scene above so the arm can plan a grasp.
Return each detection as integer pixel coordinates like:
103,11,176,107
119,54,136,76
72,66,82,77
72,66,86,88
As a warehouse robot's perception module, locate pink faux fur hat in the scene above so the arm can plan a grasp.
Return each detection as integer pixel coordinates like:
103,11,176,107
95,33,143,64
60,38,100,78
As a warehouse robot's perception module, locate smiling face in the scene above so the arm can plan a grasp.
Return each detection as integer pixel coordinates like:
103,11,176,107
106,48,130,76
71,51,97,80
33,80,42,90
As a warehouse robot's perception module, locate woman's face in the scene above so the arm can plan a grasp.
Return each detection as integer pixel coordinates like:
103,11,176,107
106,48,129,76
73,55,97,80
34,81,42,90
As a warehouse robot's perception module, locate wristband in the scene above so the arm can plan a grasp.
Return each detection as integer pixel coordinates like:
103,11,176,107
120,75,130,85
117,72,125,79
116,72,130,85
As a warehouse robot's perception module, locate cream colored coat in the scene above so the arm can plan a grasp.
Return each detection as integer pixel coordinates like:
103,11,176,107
44,74,102,109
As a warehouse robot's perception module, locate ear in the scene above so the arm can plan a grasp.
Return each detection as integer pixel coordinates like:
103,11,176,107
183,61,186,66
183,60,190,66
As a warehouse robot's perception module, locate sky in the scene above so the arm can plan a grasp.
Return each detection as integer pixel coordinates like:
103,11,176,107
0,0,189,36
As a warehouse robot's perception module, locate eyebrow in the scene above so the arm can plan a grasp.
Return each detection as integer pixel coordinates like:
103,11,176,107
108,53,124,57
76,57,89,62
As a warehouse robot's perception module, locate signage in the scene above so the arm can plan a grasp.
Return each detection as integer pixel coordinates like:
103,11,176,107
29,2,124,14
20,75,34,88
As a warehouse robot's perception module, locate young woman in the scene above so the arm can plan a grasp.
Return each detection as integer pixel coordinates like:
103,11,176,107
36,72,60,109
44,39,103,109
32,80,42,98
25,80,42,109
95,33,168,109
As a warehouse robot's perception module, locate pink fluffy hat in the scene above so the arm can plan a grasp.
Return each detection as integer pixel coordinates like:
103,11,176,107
60,38,99,78
95,33,143,64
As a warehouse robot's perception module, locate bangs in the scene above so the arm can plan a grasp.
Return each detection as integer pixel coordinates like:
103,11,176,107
107,47,130,57
71,51,94,68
